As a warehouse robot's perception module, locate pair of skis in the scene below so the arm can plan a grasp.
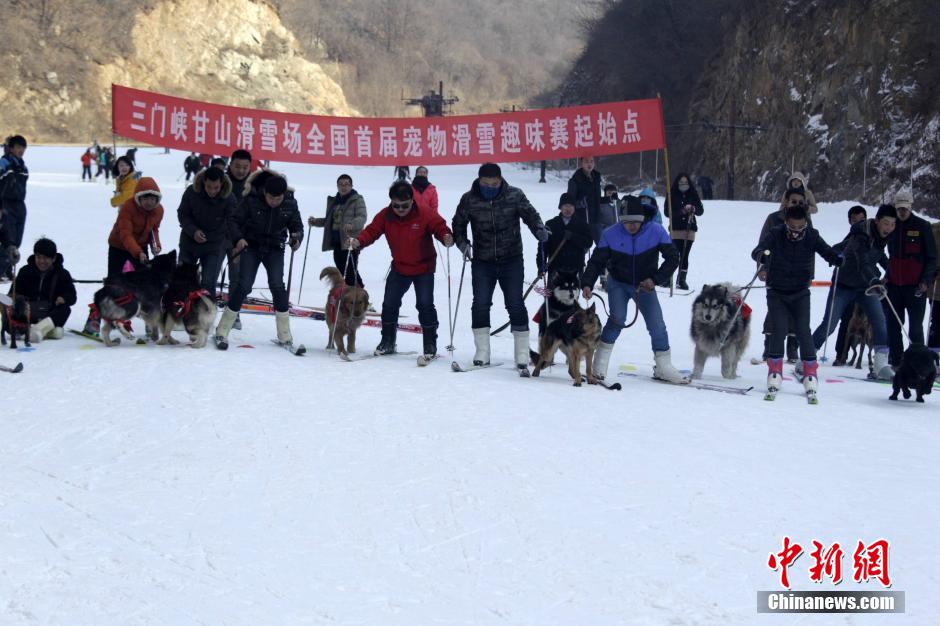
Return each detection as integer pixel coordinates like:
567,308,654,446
451,359,622,389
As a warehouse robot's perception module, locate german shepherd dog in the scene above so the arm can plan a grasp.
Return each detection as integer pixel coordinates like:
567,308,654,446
158,263,215,348
95,251,177,346
531,271,602,386
0,293,30,349
690,283,750,379
840,305,874,371
320,266,369,360
890,343,939,403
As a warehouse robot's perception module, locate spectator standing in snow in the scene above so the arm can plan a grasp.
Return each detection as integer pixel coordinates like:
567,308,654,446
536,193,593,283
110,156,141,210
0,135,29,280
566,156,601,226
663,173,704,290
81,150,93,181
832,205,868,366
177,166,237,297
411,166,439,215
308,174,368,287
778,171,818,214
452,162,548,373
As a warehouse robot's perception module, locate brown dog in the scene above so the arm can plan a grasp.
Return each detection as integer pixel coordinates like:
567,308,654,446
320,266,369,360
844,305,874,371
531,301,602,386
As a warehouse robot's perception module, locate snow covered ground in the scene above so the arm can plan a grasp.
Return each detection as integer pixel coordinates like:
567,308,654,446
2,147,937,625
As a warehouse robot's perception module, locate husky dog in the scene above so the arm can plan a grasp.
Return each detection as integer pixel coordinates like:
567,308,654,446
94,251,177,346
158,263,215,348
320,266,369,359
531,271,602,386
690,282,750,379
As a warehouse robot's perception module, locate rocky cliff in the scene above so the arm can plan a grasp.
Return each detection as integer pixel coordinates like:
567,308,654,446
556,0,940,212
0,0,354,143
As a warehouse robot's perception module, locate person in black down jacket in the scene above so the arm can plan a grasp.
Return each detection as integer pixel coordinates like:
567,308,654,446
214,170,303,349
452,162,548,373
753,204,841,396
566,156,602,227
177,166,237,297
536,193,593,282
664,173,704,290
13,237,77,342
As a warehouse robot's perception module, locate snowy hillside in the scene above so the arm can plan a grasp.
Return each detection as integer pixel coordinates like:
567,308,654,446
2,148,937,625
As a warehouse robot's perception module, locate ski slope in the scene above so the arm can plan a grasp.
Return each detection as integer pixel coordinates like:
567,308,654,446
2,147,937,625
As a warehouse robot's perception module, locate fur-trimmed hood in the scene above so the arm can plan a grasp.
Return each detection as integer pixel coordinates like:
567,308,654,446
133,177,162,205
192,168,233,199
243,168,294,198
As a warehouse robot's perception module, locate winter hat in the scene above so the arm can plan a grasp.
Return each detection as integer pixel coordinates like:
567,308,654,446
892,190,913,209
478,162,502,178
558,193,576,209
619,195,645,222
264,175,288,196
33,238,57,258
133,177,162,203
639,187,656,204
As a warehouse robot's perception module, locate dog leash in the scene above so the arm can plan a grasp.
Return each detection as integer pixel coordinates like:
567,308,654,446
867,283,913,343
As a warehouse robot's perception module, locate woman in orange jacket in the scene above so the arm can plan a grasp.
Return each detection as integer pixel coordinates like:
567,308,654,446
107,176,164,276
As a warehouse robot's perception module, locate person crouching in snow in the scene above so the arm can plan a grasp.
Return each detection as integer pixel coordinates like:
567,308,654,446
753,203,842,396
13,237,77,342
214,171,303,350
581,196,688,384
82,177,164,334
348,181,454,359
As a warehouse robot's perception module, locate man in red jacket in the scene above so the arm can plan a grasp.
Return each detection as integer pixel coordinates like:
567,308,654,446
350,180,454,359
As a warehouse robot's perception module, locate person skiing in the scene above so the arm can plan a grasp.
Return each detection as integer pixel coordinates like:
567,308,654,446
214,171,303,351
110,156,141,209
308,174,368,287
537,193,593,282
452,162,548,373
753,203,842,401
883,190,937,367
832,205,869,366
582,195,687,385
0,135,29,280
222,149,255,329
664,173,704,290
810,204,897,380
12,238,76,342
777,171,818,214
411,166,439,215
177,166,237,298
566,156,601,226
349,181,454,359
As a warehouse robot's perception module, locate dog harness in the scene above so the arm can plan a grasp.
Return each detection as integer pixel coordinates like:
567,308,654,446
326,283,345,323
168,289,209,319
731,295,752,321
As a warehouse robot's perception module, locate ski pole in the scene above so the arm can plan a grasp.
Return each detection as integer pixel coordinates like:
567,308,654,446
449,248,469,356
296,224,312,304
719,250,769,349
446,245,454,352
286,244,296,306
820,264,841,363
539,243,550,350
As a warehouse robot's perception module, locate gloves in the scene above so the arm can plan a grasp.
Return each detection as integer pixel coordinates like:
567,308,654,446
6,245,19,265
535,227,550,243
457,241,472,260
832,253,844,268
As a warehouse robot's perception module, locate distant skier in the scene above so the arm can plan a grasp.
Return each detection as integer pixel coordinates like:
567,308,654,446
183,152,201,181
81,149,93,181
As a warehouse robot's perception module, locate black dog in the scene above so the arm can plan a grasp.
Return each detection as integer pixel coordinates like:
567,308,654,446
94,251,177,346
890,344,939,403
0,293,31,349
529,271,582,365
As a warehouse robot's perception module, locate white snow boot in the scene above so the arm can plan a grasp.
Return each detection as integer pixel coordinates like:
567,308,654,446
472,327,491,366
214,307,238,349
275,311,293,344
49,326,64,339
512,329,530,373
593,341,614,381
28,317,55,343
653,349,690,384
873,347,894,380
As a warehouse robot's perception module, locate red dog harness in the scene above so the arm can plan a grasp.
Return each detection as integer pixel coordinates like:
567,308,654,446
169,289,209,319
326,283,345,322
732,295,752,321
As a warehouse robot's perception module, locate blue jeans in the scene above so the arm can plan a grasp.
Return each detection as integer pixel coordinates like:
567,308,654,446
471,256,527,331
601,276,670,351
812,285,888,349
179,247,224,298
227,246,288,312
383,270,437,328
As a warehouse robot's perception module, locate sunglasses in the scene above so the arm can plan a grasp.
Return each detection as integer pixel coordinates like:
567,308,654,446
390,201,413,210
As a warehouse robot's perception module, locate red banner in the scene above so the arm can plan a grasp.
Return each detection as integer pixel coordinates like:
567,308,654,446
112,85,666,166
